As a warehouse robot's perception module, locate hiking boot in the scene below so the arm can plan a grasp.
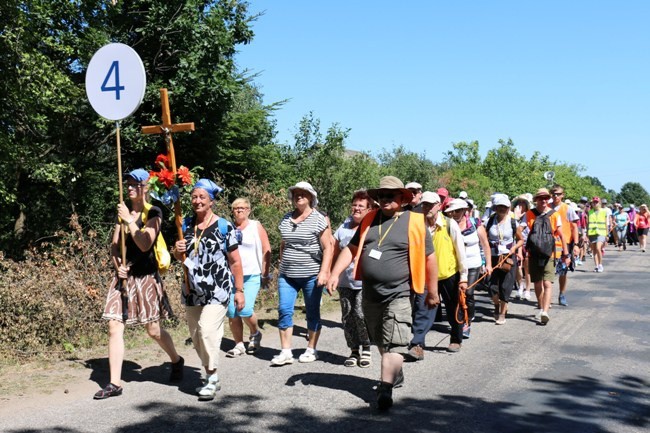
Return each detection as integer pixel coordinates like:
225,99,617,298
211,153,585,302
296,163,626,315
406,344,424,361
376,383,393,411
558,294,568,306
169,356,184,382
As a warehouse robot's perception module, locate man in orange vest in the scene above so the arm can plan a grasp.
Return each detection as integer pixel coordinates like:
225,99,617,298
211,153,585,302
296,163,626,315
550,185,579,306
326,176,439,412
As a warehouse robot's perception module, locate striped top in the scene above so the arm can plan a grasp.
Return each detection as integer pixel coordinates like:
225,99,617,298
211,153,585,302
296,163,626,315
279,210,328,278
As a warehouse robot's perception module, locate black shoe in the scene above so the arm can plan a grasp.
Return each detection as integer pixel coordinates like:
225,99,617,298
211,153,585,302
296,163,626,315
93,383,123,400
393,368,405,389
170,356,184,382
376,383,393,411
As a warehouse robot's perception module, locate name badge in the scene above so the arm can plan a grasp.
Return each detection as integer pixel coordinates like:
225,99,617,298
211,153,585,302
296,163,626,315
369,249,382,260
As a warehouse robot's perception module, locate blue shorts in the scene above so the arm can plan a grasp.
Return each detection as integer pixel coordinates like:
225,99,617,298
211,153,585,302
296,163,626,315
226,274,261,319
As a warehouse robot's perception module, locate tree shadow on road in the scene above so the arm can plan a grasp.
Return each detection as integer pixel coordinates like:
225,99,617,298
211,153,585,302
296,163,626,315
9,372,647,433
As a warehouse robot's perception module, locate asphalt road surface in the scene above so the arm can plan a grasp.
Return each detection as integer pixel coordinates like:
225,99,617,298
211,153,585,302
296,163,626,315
1,247,648,433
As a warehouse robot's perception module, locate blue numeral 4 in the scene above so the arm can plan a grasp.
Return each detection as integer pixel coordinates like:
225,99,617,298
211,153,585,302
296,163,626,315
101,61,125,100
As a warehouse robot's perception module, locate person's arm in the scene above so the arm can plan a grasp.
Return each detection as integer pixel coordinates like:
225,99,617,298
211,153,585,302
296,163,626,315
117,203,157,252
317,226,334,287
326,244,357,294
476,225,493,275
425,252,440,308
257,222,272,280
227,248,245,311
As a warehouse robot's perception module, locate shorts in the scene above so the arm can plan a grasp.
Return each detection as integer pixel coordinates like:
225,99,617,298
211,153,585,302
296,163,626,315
528,256,555,283
226,274,261,318
362,296,411,355
589,235,606,244
638,228,649,236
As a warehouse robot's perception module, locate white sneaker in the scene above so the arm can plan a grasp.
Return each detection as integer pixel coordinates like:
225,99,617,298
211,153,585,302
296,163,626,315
517,286,524,299
540,311,550,325
271,350,294,366
298,349,318,363
524,290,531,301
535,309,543,321
597,264,604,273
197,375,221,400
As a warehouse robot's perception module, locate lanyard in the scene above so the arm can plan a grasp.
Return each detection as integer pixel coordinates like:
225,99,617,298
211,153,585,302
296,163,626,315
194,213,214,254
378,212,401,248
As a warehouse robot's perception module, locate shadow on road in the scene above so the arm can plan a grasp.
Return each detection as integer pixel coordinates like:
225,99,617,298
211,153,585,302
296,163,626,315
8,373,647,433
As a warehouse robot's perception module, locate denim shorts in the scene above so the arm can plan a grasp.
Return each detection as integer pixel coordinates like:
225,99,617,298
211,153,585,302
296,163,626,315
277,274,321,331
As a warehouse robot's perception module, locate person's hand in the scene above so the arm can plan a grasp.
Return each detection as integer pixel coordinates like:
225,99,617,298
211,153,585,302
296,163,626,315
117,264,129,279
425,291,440,309
117,203,132,224
564,255,571,266
317,270,330,288
174,239,187,254
234,291,245,311
485,264,493,275
459,281,468,292
261,275,272,289
325,275,339,295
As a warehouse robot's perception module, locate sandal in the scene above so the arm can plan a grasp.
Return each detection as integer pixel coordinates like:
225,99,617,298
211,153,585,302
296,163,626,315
344,351,360,367
359,349,372,368
226,343,246,358
93,383,123,400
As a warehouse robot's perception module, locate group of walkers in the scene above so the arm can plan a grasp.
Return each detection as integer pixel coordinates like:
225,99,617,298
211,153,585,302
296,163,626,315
93,170,647,411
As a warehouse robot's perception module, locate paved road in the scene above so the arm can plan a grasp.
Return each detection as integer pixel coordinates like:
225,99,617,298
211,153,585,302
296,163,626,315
1,248,648,433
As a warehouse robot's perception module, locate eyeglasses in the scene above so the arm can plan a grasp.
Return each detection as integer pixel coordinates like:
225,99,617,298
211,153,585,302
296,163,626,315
408,188,421,193
126,183,144,189
377,192,399,201
233,207,250,211
351,205,367,210
552,193,563,197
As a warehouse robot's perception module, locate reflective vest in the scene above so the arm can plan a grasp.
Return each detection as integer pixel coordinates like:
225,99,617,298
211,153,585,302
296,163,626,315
588,209,608,236
353,209,427,293
432,216,458,280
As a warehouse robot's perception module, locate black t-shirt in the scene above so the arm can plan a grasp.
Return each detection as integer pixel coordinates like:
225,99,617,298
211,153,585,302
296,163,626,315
121,205,161,277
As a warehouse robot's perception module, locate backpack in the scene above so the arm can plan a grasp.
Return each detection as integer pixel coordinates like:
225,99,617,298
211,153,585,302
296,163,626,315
141,203,171,274
485,214,517,238
526,209,556,258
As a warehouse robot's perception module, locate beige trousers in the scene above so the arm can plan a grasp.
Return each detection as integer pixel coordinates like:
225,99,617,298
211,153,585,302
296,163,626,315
186,304,227,371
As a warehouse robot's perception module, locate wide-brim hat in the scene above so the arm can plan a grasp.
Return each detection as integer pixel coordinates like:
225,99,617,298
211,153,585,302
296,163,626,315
288,181,318,208
533,188,551,201
445,198,469,213
367,176,413,203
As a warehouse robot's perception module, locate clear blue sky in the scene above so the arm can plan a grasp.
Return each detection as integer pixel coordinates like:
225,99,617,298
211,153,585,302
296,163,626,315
235,1,650,194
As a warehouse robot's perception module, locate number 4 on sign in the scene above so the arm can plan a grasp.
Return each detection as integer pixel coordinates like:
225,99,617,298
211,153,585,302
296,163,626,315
101,61,125,100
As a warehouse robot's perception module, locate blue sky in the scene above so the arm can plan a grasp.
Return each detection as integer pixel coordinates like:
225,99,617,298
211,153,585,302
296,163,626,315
235,1,650,193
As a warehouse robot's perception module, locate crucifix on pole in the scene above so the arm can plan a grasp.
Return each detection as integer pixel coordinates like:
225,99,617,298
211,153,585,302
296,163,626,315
142,88,195,294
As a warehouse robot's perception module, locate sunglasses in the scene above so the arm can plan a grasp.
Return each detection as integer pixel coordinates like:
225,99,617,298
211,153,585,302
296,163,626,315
377,192,400,201
552,193,563,197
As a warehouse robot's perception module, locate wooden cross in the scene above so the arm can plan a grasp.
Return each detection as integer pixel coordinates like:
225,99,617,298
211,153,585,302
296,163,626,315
142,88,195,294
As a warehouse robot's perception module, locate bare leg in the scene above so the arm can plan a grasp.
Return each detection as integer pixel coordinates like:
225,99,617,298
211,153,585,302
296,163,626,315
108,320,125,386
279,327,293,350
534,281,543,308
541,280,553,312
229,317,244,345
144,321,180,363
242,313,259,335
559,274,568,295
307,329,321,350
379,350,403,384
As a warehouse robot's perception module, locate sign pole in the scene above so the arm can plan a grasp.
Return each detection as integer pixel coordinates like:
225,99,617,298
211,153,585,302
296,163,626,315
115,121,129,321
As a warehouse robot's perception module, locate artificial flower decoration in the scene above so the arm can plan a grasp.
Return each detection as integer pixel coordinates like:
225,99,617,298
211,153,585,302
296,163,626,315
148,153,201,205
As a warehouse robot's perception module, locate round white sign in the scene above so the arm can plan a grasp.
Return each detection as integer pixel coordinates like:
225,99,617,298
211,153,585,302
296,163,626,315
85,43,146,121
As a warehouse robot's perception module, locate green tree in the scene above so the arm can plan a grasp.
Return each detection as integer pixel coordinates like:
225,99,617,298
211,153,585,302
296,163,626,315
377,145,436,190
0,0,275,255
619,182,650,206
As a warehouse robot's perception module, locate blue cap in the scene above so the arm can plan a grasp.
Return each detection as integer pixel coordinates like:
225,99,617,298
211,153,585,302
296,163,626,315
192,178,223,200
125,168,150,183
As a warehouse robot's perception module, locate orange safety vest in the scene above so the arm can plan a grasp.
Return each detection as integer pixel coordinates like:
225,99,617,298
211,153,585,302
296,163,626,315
353,209,428,294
